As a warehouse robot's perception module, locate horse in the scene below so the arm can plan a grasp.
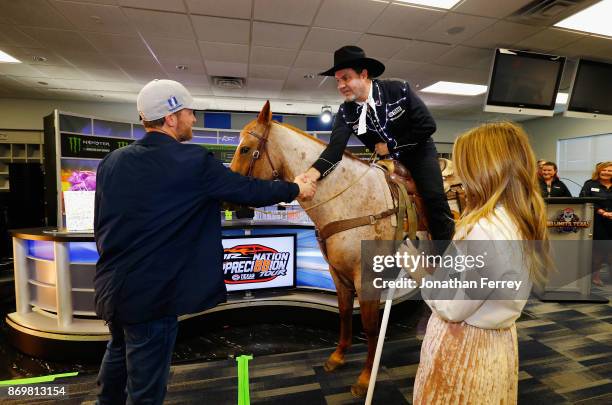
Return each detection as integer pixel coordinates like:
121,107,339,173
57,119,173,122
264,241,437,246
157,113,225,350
229,101,450,397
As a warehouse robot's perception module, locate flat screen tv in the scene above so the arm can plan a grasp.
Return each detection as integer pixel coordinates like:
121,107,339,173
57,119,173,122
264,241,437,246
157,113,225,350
564,58,612,119
484,48,565,116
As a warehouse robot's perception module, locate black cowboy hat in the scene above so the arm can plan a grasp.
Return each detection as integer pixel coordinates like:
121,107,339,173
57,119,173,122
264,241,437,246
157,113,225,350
319,45,385,77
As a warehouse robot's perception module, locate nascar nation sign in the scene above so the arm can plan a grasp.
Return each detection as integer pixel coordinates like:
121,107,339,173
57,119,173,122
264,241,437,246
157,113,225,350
222,234,296,292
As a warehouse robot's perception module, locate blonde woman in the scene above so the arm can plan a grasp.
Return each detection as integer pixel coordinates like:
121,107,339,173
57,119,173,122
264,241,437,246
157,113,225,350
400,122,551,404
579,161,612,286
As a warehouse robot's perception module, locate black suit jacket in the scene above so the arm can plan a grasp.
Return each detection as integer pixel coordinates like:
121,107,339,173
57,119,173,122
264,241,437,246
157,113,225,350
312,79,436,177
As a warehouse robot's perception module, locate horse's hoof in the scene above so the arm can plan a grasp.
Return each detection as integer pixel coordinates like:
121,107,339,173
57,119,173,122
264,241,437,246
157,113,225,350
350,383,368,398
323,358,345,372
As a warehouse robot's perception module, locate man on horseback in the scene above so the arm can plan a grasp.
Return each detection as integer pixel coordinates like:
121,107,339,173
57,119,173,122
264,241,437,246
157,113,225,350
301,45,454,241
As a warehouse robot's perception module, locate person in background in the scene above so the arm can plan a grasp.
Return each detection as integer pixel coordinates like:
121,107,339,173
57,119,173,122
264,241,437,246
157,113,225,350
539,161,572,197
94,79,316,404
537,159,547,178
580,161,612,286
400,122,551,404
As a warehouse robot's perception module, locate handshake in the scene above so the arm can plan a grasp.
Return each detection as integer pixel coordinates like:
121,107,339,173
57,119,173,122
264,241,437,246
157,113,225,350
293,168,322,201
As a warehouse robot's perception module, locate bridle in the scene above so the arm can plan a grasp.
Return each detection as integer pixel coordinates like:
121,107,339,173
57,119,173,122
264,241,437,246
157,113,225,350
245,122,281,179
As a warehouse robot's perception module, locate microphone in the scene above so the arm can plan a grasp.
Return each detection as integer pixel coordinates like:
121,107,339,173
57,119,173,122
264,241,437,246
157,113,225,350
560,177,586,189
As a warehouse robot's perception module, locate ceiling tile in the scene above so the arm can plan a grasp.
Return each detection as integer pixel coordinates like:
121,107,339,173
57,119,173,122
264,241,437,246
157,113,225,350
119,0,186,12
0,26,41,48
199,42,249,63
205,61,248,77
434,45,493,69
123,8,194,39
0,0,74,29
112,55,164,74
368,3,445,39
463,21,542,49
56,51,119,69
24,64,89,79
415,12,495,45
82,32,149,56
0,63,47,77
51,1,134,34
253,0,321,26
393,40,452,63
293,50,332,69
302,27,361,52
145,38,200,60
249,64,290,79
357,34,409,59
19,27,98,53
250,46,297,66
192,15,250,44
555,36,612,61
453,0,534,19
516,28,587,53
186,0,252,19
247,77,284,97
82,67,132,81
252,22,308,49
314,0,387,31
382,59,424,81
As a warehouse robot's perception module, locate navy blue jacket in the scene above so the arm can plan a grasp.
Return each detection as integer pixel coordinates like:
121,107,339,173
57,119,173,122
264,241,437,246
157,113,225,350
312,79,436,177
94,131,299,324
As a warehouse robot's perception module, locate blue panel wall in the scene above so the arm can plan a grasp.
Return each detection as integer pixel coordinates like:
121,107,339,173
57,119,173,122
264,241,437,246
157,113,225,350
204,112,231,129
306,116,333,132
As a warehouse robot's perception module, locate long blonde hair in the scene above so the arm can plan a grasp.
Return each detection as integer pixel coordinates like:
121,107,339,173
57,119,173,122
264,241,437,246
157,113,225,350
591,161,612,181
453,121,551,285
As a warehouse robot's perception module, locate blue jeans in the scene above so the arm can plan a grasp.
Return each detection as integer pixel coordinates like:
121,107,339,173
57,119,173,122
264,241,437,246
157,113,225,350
96,316,178,405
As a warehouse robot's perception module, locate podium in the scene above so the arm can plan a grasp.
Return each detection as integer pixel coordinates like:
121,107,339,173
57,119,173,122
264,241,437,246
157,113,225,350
537,197,608,303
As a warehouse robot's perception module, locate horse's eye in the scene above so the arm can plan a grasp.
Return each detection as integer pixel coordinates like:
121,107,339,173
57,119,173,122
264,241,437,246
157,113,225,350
240,146,250,154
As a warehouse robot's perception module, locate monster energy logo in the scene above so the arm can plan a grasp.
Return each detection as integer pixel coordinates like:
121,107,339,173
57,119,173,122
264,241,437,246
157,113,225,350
68,136,82,153
116,141,129,148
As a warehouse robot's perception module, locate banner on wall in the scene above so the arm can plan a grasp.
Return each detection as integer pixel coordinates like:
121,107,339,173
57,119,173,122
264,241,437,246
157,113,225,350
60,133,134,159
222,234,296,292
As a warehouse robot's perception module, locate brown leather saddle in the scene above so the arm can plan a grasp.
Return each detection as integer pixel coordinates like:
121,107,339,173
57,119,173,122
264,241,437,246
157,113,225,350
316,160,428,261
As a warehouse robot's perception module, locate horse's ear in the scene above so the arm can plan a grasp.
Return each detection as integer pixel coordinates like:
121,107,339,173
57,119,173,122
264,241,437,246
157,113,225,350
257,100,272,125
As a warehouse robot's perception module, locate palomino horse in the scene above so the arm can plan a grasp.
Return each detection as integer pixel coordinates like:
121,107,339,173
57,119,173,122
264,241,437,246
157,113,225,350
230,102,449,397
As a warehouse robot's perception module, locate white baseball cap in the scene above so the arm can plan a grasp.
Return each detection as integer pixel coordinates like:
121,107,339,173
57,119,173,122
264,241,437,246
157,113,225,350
137,79,195,121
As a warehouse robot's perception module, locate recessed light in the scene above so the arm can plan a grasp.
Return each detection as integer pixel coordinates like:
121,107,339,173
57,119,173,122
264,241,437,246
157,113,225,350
0,49,21,63
556,92,568,104
554,0,612,37
421,81,487,96
37,81,48,86
304,73,315,79
395,0,462,10
176,65,188,71
32,55,47,62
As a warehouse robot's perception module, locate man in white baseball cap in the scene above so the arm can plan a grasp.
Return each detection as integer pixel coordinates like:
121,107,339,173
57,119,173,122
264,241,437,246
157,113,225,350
94,78,315,404
137,78,197,142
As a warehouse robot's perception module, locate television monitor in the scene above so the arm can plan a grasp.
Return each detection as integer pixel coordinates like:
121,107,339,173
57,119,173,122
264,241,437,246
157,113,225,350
564,58,612,119
222,234,296,292
484,48,565,116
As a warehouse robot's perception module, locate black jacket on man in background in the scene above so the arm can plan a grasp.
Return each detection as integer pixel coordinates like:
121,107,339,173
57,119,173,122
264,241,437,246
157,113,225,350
311,79,454,241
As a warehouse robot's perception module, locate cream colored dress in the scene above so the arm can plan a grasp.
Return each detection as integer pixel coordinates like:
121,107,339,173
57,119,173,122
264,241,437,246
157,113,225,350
412,207,529,405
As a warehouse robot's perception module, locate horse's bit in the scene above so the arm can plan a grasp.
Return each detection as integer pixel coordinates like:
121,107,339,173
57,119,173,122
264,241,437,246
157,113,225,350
245,123,280,179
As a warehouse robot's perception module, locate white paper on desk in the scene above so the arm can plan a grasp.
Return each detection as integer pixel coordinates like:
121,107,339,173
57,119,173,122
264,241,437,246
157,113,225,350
64,191,95,231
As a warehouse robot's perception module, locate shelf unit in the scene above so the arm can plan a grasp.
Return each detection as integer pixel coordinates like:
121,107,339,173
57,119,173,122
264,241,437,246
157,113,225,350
0,130,44,191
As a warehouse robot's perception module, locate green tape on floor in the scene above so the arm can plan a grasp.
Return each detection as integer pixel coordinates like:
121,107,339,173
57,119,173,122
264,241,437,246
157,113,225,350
0,372,78,386
237,355,253,405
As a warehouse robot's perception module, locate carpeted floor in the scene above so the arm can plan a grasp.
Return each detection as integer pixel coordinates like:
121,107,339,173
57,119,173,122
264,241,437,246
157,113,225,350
2,284,610,404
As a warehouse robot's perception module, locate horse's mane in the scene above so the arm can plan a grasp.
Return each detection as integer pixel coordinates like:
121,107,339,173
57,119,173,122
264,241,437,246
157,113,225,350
275,122,368,165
